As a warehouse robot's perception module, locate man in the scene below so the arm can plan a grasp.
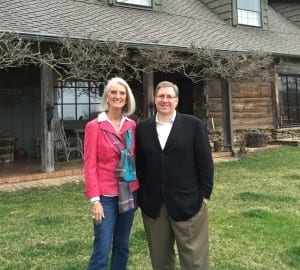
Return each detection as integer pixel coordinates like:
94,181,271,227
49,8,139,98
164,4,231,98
136,81,214,270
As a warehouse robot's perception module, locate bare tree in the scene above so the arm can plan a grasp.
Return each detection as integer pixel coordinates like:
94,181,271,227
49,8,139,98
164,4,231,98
0,33,274,83
0,32,39,69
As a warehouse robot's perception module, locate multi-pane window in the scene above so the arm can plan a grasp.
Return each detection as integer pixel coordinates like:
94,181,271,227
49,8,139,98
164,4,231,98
116,0,151,7
56,81,103,121
237,0,261,27
278,75,300,126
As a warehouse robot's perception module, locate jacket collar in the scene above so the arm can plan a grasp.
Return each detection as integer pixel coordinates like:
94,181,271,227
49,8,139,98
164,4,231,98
97,112,133,138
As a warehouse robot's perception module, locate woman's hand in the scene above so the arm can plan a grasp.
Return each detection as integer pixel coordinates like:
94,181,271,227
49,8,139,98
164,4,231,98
91,201,105,225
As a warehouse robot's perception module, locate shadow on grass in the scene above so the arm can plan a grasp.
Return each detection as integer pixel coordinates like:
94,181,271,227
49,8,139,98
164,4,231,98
281,245,300,268
20,240,89,257
242,209,269,219
285,174,300,181
30,215,65,226
236,192,296,203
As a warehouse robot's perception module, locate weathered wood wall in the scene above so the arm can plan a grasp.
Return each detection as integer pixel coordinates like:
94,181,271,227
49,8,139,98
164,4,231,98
231,81,273,130
207,80,224,131
207,79,274,131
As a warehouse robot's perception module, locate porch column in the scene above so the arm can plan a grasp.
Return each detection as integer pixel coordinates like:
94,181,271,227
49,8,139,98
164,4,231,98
221,78,236,155
41,64,55,172
142,69,154,118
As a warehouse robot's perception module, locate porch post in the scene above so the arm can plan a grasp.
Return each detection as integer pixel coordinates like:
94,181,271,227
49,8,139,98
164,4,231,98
142,69,154,118
41,64,55,172
221,78,236,155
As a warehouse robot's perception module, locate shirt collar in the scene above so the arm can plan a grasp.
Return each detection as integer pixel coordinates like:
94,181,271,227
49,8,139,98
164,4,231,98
155,111,176,124
97,112,130,123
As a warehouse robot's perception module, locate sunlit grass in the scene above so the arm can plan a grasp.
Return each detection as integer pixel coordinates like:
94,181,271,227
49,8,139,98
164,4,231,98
0,145,299,269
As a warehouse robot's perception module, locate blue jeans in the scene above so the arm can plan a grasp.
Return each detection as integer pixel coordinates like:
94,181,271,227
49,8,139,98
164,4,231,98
87,192,137,270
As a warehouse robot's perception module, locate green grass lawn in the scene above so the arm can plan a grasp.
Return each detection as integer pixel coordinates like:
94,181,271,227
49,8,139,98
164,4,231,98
0,145,299,269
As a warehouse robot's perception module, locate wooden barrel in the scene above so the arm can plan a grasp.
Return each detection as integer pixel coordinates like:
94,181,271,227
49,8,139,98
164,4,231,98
0,132,15,163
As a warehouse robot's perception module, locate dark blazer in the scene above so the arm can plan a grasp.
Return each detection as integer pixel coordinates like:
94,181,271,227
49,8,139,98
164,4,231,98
136,113,214,221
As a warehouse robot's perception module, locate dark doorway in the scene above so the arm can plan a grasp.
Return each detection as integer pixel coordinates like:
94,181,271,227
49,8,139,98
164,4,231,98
177,77,193,115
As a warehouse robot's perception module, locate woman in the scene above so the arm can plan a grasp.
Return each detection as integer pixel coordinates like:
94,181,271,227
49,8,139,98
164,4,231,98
84,77,139,270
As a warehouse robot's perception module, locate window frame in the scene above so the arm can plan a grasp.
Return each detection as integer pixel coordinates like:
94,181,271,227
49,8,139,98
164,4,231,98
114,0,152,9
278,75,300,127
55,81,103,121
236,0,262,28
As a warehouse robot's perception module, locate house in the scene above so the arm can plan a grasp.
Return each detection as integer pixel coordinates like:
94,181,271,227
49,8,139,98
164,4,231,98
0,0,300,171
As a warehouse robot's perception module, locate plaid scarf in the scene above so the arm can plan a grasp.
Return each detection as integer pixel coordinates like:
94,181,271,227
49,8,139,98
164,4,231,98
103,129,135,213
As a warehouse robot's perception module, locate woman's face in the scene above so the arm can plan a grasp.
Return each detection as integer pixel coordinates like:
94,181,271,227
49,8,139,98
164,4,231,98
106,83,127,110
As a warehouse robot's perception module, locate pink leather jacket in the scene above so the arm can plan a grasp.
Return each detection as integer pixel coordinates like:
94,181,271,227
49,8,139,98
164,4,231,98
84,114,139,199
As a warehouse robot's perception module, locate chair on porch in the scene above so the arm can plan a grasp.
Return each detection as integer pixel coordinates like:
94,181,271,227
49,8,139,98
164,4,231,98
53,120,83,162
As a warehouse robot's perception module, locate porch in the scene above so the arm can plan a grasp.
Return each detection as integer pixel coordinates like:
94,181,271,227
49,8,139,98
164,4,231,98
0,159,83,185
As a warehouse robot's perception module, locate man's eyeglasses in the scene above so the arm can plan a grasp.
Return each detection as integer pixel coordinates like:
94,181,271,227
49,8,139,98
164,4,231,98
156,95,177,101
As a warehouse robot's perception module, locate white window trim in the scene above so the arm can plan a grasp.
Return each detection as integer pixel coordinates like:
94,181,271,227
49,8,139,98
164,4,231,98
115,0,152,8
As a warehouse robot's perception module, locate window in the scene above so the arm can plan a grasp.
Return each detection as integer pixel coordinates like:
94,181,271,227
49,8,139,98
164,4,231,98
237,0,261,27
278,75,300,126
56,81,103,121
115,0,152,7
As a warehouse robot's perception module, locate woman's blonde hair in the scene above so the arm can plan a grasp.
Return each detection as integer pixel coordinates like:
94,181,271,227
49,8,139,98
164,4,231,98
99,77,136,116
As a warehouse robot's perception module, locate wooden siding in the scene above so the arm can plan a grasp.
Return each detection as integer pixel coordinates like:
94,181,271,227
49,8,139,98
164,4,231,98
207,80,224,130
231,82,273,130
207,80,274,131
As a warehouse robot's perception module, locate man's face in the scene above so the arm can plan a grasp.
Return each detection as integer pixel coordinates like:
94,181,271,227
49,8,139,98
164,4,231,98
154,86,178,116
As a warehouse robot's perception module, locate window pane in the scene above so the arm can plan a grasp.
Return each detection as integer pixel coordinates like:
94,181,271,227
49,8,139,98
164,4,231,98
63,88,75,103
63,105,76,120
90,104,100,116
77,88,89,103
77,81,89,88
90,89,101,103
238,10,261,26
116,0,151,7
237,0,260,12
279,75,300,125
77,105,90,120
63,81,75,88
287,76,296,92
279,76,287,93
